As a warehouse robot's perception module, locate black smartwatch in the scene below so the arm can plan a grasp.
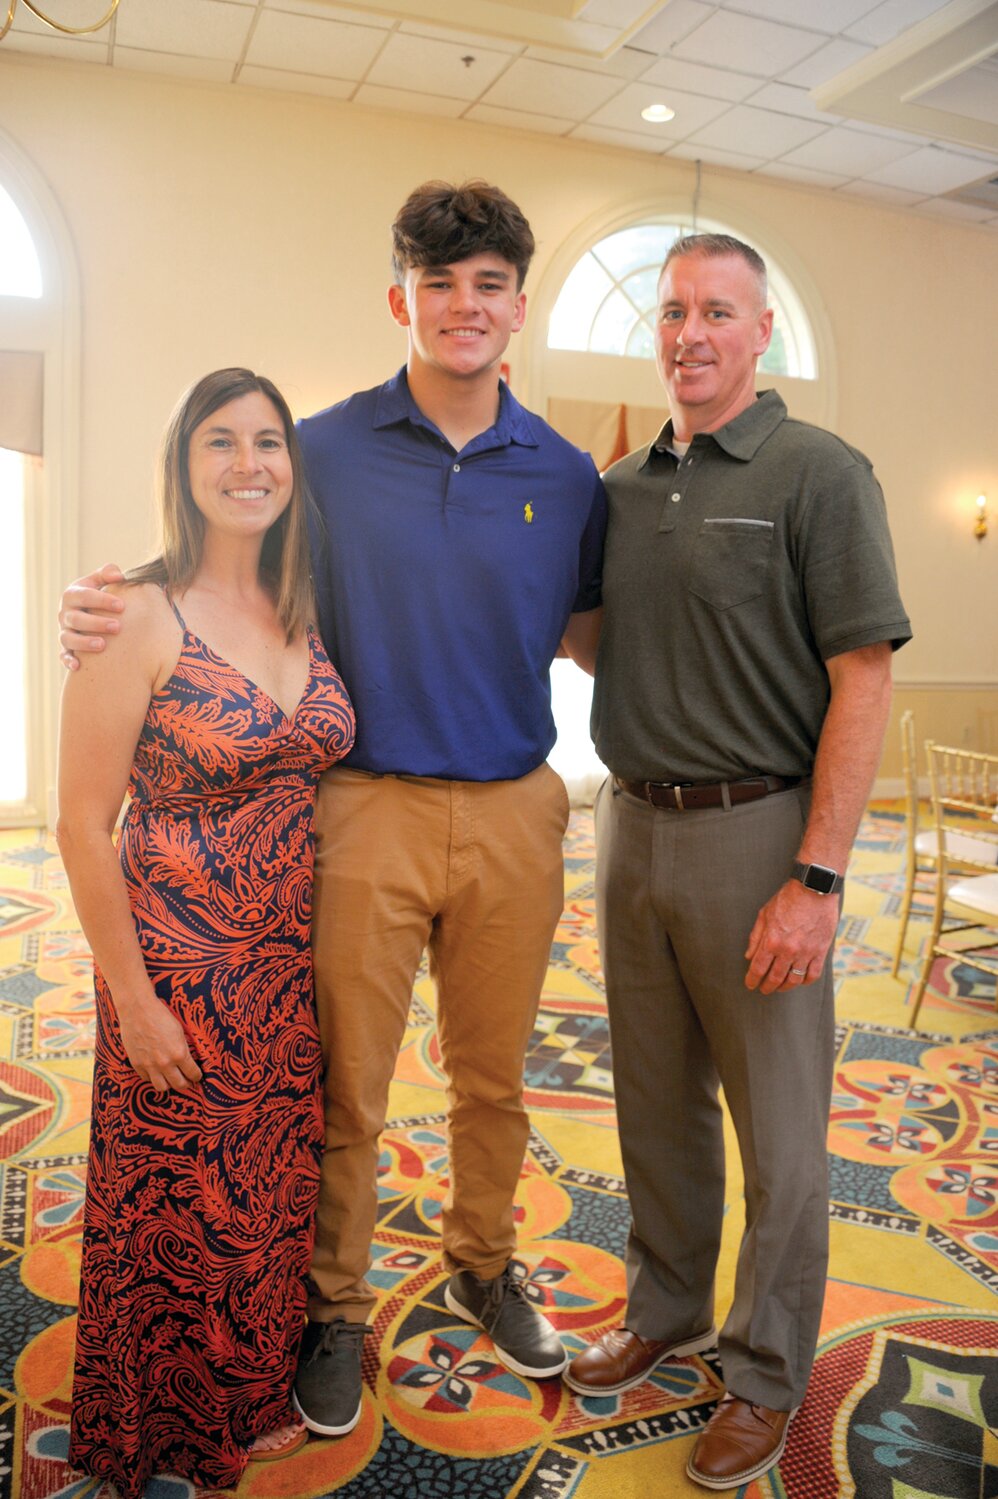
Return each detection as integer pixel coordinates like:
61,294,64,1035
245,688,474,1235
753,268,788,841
791,860,844,896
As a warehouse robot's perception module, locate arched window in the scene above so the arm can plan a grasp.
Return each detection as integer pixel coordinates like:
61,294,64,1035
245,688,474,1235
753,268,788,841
0,135,78,828
0,186,43,810
547,218,816,380
0,181,43,298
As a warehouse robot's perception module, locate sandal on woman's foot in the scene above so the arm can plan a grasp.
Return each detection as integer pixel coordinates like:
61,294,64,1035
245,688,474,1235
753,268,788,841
248,1419,308,1462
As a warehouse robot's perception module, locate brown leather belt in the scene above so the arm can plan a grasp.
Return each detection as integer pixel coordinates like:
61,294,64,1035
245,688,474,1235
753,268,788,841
615,774,804,811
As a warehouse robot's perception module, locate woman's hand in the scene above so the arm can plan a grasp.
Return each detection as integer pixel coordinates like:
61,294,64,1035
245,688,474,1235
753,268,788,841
116,994,203,1094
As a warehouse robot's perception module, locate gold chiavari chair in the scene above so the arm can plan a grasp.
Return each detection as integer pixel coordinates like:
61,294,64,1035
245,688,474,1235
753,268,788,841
892,712,998,977
909,742,998,1029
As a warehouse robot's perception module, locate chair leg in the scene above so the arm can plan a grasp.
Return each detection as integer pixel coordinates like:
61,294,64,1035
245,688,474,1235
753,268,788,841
892,880,915,979
908,944,933,1030
910,875,947,1030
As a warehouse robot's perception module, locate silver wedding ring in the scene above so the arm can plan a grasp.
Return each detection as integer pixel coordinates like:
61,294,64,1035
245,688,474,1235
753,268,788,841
790,966,807,976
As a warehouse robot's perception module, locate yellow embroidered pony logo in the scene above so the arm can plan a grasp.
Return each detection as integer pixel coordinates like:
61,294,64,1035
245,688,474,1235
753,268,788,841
524,503,534,524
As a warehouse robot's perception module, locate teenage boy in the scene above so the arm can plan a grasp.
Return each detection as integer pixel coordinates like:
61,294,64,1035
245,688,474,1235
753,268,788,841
59,180,606,1438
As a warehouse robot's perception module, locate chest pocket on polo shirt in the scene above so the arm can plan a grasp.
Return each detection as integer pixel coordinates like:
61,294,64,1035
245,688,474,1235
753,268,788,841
689,517,774,611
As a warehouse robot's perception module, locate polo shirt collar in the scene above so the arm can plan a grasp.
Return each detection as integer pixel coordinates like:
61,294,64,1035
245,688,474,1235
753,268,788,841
372,366,539,450
638,389,787,469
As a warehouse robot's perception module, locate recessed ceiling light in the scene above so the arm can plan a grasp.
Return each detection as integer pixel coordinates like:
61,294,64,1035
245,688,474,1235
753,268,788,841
641,102,675,123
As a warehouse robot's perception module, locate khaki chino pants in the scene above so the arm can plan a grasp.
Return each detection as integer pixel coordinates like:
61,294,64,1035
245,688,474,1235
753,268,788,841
307,763,569,1324
595,778,835,1410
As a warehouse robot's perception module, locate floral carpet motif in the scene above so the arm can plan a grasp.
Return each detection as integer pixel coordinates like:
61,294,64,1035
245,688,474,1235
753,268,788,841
0,806,995,1498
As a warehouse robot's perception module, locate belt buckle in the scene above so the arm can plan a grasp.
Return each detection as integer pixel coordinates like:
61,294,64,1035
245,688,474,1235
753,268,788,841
646,780,685,810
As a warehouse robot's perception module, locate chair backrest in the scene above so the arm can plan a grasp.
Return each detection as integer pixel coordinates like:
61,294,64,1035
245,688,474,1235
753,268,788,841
926,741,998,874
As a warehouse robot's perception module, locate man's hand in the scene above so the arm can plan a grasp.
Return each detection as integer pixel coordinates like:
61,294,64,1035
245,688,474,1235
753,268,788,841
744,879,840,994
117,993,203,1094
59,562,127,670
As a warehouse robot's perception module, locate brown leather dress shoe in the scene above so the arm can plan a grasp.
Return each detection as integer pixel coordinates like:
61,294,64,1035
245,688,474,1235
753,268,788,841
563,1324,717,1395
687,1392,795,1489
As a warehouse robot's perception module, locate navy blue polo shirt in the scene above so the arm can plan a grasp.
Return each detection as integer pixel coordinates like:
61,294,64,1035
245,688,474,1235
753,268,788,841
298,368,605,781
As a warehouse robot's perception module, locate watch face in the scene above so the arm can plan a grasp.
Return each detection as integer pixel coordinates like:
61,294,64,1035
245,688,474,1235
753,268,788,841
806,864,838,895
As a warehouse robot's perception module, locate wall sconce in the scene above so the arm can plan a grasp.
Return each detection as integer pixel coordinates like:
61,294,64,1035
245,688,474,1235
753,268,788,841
975,493,988,541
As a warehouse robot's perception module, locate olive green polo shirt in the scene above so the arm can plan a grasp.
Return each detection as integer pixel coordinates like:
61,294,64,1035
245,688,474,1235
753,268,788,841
591,390,911,784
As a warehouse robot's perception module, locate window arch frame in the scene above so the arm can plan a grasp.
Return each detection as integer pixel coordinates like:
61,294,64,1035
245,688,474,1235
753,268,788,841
0,126,81,827
521,192,836,434
547,215,816,380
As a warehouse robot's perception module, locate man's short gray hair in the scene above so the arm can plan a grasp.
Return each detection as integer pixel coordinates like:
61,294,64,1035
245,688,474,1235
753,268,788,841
662,233,768,305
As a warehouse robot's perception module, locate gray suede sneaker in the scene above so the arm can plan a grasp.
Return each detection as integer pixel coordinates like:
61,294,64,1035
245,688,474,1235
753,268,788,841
445,1265,568,1379
292,1318,370,1436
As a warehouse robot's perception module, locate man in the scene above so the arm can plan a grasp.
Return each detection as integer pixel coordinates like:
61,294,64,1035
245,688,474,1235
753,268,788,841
59,182,606,1440
563,233,909,1491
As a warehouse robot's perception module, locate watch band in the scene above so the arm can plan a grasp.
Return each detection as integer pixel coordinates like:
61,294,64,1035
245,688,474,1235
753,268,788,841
791,860,844,896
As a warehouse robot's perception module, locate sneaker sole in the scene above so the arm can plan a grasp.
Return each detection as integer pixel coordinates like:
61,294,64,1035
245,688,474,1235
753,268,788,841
291,1388,362,1438
685,1405,796,1490
443,1283,569,1379
563,1326,719,1395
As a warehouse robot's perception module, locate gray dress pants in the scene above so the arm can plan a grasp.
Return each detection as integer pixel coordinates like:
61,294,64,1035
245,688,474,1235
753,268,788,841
594,777,836,1410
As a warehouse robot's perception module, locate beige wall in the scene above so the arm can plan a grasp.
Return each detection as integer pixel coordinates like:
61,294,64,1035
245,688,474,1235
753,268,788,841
1,52,996,774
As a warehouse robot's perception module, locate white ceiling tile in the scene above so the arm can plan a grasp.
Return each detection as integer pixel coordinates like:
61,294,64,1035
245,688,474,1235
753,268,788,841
245,10,387,77
464,103,575,135
744,82,842,123
237,64,355,97
779,37,872,88
838,179,925,206
915,196,998,222
667,141,768,171
673,12,828,75
639,55,764,102
778,126,917,175
845,0,953,46
863,146,991,195
761,161,849,188
114,47,235,81
569,123,672,154
397,20,522,53
711,0,873,29
586,81,730,137
1,31,107,61
366,33,514,101
525,42,652,79
629,0,717,55
480,57,623,120
114,0,253,61
263,1,394,22
353,82,466,115
687,103,825,156
841,118,932,145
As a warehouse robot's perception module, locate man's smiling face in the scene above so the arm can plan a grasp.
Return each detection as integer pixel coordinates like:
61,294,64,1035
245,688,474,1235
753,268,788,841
654,251,773,437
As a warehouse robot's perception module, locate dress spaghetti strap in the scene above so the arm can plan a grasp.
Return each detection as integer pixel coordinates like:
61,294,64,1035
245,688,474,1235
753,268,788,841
164,590,186,631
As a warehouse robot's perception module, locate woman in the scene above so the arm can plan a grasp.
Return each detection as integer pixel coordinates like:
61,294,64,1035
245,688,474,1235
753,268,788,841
57,369,355,1493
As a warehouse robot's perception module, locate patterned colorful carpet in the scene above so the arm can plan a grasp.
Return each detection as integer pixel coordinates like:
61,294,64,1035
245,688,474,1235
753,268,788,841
0,803,995,1499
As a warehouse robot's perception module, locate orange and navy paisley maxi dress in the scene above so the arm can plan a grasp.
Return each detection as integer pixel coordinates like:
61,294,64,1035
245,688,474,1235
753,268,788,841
68,617,354,1497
